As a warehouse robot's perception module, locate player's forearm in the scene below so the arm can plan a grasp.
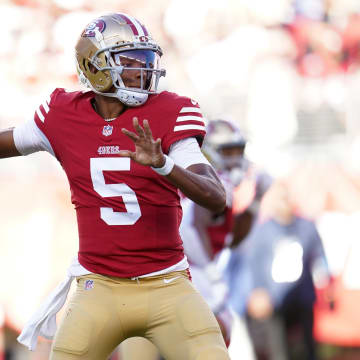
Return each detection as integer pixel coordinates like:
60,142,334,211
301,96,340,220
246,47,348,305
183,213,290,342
193,205,215,260
0,128,22,158
166,164,226,213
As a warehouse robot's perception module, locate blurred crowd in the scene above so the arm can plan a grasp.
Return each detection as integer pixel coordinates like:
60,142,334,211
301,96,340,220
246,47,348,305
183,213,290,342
2,0,360,359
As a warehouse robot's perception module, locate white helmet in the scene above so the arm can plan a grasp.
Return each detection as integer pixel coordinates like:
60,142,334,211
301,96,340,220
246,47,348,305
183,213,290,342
203,119,248,184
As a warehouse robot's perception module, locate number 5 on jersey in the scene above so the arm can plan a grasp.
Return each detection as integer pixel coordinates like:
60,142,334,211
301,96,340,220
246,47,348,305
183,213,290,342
90,158,141,225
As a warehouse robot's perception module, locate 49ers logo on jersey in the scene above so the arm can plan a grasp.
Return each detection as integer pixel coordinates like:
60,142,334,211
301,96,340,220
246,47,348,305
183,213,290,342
83,20,106,37
97,145,120,155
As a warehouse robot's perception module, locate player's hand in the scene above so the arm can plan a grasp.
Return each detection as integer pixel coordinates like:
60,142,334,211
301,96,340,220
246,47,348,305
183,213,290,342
119,117,165,167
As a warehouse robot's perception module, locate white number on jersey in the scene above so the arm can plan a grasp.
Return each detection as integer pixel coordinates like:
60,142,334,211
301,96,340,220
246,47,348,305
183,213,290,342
90,158,141,225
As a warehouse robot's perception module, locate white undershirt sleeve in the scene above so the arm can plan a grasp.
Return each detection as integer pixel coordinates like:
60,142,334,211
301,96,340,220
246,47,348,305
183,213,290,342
168,137,210,169
13,119,55,157
14,126,205,165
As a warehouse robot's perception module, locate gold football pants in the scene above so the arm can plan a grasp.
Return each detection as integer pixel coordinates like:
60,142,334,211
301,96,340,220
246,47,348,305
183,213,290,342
50,271,230,360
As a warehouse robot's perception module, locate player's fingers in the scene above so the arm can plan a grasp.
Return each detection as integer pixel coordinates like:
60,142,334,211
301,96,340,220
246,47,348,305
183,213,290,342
133,117,145,138
155,138,162,152
122,128,139,142
143,119,153,139
118,150,135,159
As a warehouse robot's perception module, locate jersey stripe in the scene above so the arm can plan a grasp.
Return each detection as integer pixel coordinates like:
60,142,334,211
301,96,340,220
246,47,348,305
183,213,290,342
176,115,204,123
179,107,202,114
42,98,50,113
36,108,45,122
174,124,206,132
35,96,51,123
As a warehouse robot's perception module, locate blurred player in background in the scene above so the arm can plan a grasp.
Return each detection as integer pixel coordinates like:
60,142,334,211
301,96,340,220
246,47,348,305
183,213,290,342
205,120,273,358
179,119,241,347
181,119,262,358
0,13,230,360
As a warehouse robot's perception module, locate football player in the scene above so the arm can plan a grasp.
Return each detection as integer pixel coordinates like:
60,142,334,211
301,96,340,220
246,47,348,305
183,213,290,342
214,119,273,359
179,119,249,348
0,13,230,360
180,119,271,357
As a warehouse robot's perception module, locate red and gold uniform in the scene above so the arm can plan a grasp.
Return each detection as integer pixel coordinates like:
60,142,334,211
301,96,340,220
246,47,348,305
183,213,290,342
34,88,205,277
12,11,230,360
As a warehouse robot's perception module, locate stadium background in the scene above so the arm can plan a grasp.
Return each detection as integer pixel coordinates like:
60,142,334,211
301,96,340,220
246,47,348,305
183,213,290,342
1,0,360,359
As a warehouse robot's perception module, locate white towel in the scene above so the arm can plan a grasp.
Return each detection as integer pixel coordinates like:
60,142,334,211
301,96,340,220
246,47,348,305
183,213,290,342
17,258,92,351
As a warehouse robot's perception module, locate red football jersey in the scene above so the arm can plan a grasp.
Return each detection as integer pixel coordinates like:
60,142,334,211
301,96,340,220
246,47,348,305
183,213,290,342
34,88,206,277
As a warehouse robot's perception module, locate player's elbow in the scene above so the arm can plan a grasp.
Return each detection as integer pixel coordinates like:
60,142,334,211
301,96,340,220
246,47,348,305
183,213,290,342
210,201,226,214
206,187,226,214
214,195,227,214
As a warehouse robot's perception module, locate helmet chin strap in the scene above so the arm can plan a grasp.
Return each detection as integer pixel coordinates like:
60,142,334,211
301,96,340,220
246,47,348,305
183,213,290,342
115,88,148,106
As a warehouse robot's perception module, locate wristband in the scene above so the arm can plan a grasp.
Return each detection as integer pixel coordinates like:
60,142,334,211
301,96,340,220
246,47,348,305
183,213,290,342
151,155,175,176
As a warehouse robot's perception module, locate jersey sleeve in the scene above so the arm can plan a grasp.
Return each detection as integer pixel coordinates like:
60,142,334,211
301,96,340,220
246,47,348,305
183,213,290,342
168,137,210,169
33,88,61,127
13,118,55,156
31,88,64,160
161,96,206,154
13,89,63,156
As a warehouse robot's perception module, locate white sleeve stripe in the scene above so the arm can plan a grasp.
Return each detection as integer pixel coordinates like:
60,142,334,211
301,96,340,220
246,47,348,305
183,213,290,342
42,100,49,113
36,108,45,122
176,115,203,122
179,107,202,113
174,124,205,132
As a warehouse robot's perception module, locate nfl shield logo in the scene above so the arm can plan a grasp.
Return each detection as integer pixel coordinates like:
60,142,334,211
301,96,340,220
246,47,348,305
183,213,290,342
102,125,113,136
84,280,94,290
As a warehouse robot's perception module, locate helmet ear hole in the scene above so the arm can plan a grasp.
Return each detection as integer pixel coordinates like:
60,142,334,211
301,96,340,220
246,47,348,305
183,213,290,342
82,59,98,74
88,62,98,74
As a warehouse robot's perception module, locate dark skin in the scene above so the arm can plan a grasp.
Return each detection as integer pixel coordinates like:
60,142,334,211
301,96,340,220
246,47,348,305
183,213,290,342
231,210,253,248
0,72,226,213
0,128,20,158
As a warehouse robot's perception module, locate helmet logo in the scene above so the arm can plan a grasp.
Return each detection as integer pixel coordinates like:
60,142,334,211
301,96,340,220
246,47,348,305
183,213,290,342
83,20,106,37
138,35,149,42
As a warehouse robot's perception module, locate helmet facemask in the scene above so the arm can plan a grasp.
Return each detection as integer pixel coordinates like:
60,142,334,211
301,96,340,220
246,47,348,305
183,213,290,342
203,119,249,185
218,144,246,170
218,144,249,185
89,45,165,106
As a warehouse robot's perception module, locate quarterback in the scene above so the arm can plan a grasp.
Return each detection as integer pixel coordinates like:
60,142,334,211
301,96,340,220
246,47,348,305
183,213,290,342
0,13,230,360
